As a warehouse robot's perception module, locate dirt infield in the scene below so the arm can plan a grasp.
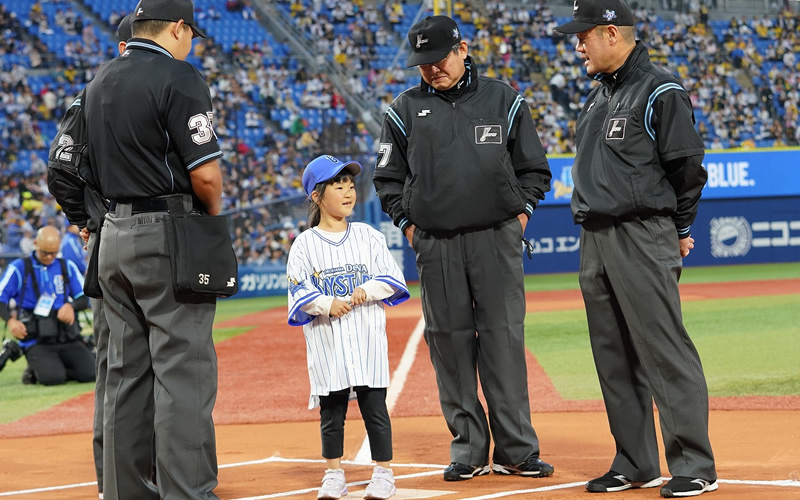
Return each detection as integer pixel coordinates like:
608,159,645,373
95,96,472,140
1,279,799,498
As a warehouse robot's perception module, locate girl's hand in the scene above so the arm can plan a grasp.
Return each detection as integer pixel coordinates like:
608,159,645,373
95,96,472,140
351,287,367,306
328,299,352,319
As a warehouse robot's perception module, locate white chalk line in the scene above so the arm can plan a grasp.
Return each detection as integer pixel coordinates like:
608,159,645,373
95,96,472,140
3,317,798,498
1,458,799,498
0,483,97,497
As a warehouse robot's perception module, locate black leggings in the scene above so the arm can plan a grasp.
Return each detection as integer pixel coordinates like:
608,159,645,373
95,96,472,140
319,387,392,462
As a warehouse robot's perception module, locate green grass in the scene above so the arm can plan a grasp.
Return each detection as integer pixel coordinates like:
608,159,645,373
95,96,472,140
0,296,282,424
1,262,797,424
684,295,800,397
524,309,599,399
679,262,800,283
524,272,581,292
526,266,800,400
214,295,285,323
522,262,800,292
0,378,94,424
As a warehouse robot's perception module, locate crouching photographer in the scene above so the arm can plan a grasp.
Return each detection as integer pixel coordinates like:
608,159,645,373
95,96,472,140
0,226,95,385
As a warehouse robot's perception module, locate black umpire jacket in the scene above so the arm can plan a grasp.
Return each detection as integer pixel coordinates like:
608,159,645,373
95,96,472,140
571,42,707,237
373,56,551,235
47,89,108,233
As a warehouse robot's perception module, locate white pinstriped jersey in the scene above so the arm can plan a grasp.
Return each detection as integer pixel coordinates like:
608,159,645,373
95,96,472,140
287,222,409,409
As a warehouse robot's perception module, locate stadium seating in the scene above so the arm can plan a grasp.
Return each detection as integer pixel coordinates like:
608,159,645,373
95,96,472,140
1,0,798,260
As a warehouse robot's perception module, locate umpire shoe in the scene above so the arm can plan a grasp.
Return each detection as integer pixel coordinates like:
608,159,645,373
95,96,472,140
660,477,718,497
318,469,348,499
492,455,554,477
443,463,490,481
586,471,662,492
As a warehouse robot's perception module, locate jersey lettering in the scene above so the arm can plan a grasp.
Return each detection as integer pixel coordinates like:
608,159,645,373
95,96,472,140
311,264,372,297
188,113,215,145
377,143,392,168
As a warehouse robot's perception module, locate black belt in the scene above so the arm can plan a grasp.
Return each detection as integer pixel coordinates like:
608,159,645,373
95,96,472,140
110,195,197,216
110,198,169,214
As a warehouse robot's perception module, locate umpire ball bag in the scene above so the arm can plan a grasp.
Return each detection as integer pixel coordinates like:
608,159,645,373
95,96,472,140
164,202,239,298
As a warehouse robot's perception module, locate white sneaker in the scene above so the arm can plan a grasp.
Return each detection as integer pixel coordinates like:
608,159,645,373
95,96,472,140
318,468,348,499
363,466,396,500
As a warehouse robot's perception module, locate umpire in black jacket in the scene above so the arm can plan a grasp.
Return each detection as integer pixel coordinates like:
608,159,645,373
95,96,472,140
66,0,224,498
374,16,553,482
47,13,134,500
554,0,717,497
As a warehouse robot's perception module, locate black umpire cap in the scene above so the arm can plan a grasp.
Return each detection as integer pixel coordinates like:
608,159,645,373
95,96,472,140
117,13,134,43
133,0,207,38
554,0,635,34
406,16,462,67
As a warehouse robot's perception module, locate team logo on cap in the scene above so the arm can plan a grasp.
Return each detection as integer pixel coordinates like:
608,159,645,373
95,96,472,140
324,155,340,164
416,34,428,48
452,28,459,39
573,0,579,12
603,10,617,21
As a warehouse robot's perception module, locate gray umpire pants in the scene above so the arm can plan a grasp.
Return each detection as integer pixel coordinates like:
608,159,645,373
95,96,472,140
99,211,219,500
87,230,109,495
413,218,540,466
90,294,108,493
578,215,716,482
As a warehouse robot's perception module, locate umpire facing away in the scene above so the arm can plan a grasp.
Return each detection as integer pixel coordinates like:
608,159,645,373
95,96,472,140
47,13,135,500
373,15,554,482
78,0,223,498
554,0,717,497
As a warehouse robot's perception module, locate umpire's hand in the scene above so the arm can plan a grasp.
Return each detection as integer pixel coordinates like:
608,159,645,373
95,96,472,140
679,237,695,258
403,225,416,250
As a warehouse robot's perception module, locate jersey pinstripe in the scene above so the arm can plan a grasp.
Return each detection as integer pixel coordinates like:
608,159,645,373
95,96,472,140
287,222,409,409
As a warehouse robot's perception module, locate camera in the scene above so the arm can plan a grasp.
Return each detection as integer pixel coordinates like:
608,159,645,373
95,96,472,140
0,338,23,372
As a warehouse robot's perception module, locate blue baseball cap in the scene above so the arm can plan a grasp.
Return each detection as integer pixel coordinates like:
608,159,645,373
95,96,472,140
302,155,362,197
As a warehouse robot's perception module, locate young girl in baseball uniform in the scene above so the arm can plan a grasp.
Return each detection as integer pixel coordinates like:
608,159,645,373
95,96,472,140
287,155,409,500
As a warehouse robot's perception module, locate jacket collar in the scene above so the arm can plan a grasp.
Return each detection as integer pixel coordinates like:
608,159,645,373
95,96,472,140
419,55,478,96
593,41,649,90
124,38,174,59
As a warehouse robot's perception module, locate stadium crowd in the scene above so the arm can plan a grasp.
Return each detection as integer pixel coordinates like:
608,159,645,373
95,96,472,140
1,0,799,263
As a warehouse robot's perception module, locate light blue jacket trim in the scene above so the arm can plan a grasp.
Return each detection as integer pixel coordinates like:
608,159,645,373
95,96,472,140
645,83,684,141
